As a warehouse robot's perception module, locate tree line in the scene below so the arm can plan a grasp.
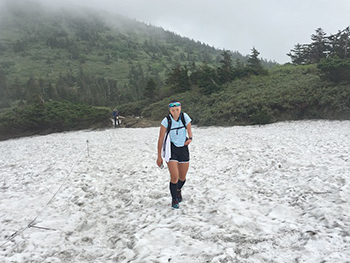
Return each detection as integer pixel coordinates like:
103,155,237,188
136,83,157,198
287,27,350,83
0,0,280,109
160,48,268,97
0,47,268,108
287,27,350,64
0,68,134,108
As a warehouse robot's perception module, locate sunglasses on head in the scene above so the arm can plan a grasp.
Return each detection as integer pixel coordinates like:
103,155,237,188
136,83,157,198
169,102,181,108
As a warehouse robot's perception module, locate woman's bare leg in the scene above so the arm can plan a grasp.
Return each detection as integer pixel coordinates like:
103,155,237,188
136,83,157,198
167,161,179,183
178,162,189,181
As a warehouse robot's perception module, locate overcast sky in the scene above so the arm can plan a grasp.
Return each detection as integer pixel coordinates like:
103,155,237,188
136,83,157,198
27,0,350,63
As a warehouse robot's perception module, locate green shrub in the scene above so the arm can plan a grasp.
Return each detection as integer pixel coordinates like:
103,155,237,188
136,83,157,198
0,101,110,140
117,99,152,116
250,107,272,125
318,57,350,83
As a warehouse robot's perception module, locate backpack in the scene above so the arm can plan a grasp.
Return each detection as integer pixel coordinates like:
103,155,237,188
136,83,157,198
166,112,187,134
163,112,187,152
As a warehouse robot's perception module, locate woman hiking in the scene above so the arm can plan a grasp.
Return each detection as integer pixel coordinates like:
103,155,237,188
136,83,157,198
157,101,193,209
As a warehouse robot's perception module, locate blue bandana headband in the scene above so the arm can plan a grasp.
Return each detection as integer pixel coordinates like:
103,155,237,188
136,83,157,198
169,102,181,108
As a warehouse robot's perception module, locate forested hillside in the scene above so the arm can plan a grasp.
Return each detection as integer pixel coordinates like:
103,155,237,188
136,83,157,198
0,0,275,108
139,64,350,126
0,0,349,141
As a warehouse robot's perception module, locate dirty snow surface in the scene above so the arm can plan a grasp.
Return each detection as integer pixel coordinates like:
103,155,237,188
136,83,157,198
1,120,349,263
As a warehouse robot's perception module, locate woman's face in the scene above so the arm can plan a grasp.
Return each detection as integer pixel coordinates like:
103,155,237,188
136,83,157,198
169,106,181,120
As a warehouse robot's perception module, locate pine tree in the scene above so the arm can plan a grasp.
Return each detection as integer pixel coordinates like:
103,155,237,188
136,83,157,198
166,65,190,94
144,78,157,100
0,71,9,107
287,43,309,65
196,63,220,95
328,27,350,59
107,79,119,105
247,47,268,76
309,28,329,63
232,58,246,78
218,51,234,84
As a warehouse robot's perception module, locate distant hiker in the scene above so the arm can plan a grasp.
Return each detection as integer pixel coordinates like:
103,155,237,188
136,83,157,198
157,101,193,209
112,109,120,127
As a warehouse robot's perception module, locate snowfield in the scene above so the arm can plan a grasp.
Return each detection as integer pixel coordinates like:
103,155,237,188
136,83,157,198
0,120,349,263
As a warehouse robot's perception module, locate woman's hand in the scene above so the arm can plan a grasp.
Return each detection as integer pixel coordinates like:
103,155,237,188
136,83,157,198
157,156,163,167
184,138,192,146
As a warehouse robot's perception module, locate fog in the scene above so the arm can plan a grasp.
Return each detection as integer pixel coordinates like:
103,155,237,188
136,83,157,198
2,0,350,63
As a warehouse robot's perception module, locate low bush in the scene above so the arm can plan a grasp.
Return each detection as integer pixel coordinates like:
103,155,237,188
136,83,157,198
0,101,110,140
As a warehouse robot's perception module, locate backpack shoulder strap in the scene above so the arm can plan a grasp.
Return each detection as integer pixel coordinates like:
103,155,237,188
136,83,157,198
166,115,171,133
163,115,171,152
166,113,186,133
181,112,187,130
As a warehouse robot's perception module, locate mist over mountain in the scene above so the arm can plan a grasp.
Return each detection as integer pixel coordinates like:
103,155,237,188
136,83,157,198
1,0,276,106
1,0,348,141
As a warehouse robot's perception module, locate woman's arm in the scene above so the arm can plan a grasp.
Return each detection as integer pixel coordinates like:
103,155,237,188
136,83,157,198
185,122,193,146
157,125,167,166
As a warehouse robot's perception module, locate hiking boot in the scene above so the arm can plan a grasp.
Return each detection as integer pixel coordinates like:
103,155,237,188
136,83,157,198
177,190,182,203
172,199,179,209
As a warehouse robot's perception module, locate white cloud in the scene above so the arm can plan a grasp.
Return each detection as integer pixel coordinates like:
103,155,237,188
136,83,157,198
25,0,350,63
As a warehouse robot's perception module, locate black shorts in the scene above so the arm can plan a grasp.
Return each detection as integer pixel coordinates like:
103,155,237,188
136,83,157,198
170,143,190,163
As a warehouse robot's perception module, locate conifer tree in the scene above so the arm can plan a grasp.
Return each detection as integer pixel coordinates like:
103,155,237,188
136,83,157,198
197,63,220,95
309,28,329,63
144,78,157,100
329,27,350,59
287,43,309,65
288,27,350,64
166,65,190,94
218,50,234,84
247,47,268,76
0,71,9,107
26,76,40,104
232,58,246,79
